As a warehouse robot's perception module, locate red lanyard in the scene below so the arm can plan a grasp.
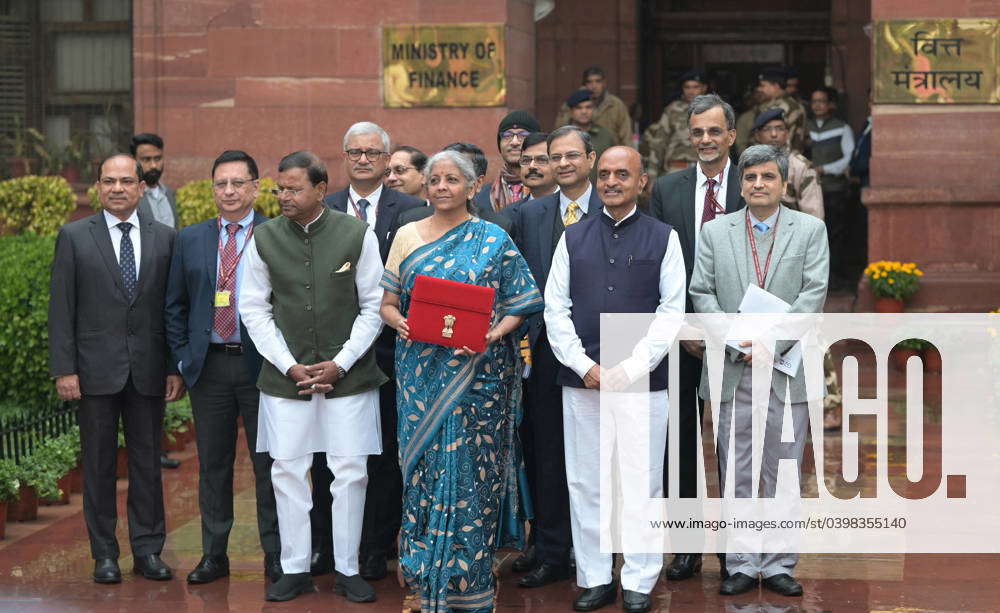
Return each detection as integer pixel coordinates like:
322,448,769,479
347,192,372,220
745,210,780,287
217,217,254,288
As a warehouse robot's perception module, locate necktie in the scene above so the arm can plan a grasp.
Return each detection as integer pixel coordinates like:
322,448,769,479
700,177,725,227
213,223,240,340
754,221,769,234
117,222,136,300
356,198,369,222
563,201,580,227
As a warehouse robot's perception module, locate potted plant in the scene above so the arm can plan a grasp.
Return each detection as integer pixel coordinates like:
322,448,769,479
37,433,78,505
9,456,60,521
864,261,924,312
1,116,44,177
57,133,91,184
0,459,20,538
890,338,927,371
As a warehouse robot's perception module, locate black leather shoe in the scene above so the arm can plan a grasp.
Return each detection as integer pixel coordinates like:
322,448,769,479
718,553,729,579
266,572,316,601
264,552,282,583
511,545,537,572
186,555,229,584
622,589,651,613
160,453,181,469
665,553,702,581
762,573,803,597
310,550,334,576
335,571,376,603
93,558,121,584
133,553,173,581
518,562,571,588
359,552,387,581
572,581,617,611
719,572,758,596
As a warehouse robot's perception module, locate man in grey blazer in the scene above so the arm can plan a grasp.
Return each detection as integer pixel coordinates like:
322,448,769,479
49,154,185,584
132,133,179,230
649,93,745,582
689,144,829,598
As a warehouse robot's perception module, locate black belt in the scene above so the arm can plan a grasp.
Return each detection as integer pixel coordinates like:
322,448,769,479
208,343,243,356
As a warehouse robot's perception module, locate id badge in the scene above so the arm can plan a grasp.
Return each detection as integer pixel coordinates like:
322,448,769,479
214,290,231,307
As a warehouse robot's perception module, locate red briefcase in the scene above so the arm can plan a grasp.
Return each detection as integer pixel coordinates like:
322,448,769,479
407,274,496,353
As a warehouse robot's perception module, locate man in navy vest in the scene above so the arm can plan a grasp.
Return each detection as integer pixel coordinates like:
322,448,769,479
544,146,686,613
164,150,280,585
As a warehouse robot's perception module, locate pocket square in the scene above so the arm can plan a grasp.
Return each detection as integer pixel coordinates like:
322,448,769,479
335,262,351,273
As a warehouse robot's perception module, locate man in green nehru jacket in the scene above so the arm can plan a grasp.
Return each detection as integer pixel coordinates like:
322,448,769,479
239,150,386,604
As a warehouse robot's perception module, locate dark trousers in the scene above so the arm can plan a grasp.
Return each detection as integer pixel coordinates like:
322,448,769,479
521,335,572,565
822,187,850,285
311,349,401,560
78,377,165,560
189,350,279,557
665,348,705,498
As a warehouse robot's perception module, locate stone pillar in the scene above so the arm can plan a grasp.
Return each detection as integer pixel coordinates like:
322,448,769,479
860,0,1000,312
133,0,536,188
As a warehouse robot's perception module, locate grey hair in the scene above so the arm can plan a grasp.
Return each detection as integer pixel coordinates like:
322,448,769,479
547,125,594,154
688,93,736,130
424,150,479,213
342,121,390,152
738,144,789,182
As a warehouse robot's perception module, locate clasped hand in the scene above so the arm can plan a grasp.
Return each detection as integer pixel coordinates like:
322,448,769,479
453,328,503,357
287,361,343,395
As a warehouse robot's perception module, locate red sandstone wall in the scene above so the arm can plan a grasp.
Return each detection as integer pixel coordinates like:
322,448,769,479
133,0,535,188
863,0,1000,312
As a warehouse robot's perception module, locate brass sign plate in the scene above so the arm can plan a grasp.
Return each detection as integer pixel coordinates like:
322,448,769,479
874,19,1000,104
382,24,506,108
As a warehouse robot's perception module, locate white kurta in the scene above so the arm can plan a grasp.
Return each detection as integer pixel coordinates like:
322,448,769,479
239,220,385,460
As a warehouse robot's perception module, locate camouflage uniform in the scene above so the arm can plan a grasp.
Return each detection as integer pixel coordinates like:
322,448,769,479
641,99,697,182
753,93,807,153
554,92,632,147
734,107,757,158
782,151,824,219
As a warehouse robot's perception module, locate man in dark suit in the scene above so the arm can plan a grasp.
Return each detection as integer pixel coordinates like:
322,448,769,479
49,153,184,584
649,93,745,581
317,121,423,579
397,142,513,233
164,150,281,585
502,125,604,589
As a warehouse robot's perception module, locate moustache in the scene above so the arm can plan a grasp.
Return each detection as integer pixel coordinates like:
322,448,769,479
525,170,544,179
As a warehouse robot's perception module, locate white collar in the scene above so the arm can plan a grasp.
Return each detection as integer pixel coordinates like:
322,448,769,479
349,183,383,207
603,204,638,226
560,182,593,214
697,157,731,188
748,208,780,228
104,208,139,230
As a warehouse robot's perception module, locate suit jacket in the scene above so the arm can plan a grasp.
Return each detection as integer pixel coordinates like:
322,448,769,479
473,183,493,212
137,183,179,230
688,206,829,404
48,209,177,396
649,163,745,309
504,188,603,348
164,212,268,388
323,186,424,263
396,202,513,234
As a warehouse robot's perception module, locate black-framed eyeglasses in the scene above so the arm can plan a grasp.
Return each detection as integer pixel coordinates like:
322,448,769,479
549,151,585,164
346,148,387,162
384,165,416,177
213,178,255,191
500,130,531,142
518,155,550,166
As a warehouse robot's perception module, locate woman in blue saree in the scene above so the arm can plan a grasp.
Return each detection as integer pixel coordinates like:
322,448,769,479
380,150,542,612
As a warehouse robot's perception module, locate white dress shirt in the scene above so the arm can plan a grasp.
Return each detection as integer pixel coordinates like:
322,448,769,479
145,183,175,228
104,209,141,280
349,183,383,230
693,158,731,253
808,118,856,176
544,205,687,384
559,182,593,219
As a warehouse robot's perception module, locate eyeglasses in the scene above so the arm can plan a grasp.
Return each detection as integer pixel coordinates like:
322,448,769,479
518,155,550,166
213,178,254,191
99,177,139,187
268,186,307,196
383,165,416,177
690,127,727,139
346,148,387,162
549,151,585,164
500,130,531,142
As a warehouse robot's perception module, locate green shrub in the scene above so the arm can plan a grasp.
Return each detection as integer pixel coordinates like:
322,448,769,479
19,452,61,500
0,175,76,236
0,235,57,408
164,396,193,443
0,459,20,502
176,177,279,227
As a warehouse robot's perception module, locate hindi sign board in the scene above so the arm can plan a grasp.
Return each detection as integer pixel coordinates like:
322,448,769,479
874,19,1000,104
382,24,506,108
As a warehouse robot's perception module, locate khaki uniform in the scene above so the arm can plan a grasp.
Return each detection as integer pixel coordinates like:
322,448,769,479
641,99,697,182
783,151,824,220
555,92,632,147
753,94,807,153
580,123,616,182
734,108,757,158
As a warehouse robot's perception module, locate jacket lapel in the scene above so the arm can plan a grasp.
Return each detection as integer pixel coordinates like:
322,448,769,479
679,168,697,259
133,216,154,303
376,189,396,246
728,213,749,291
764,208,795,291
89,215,125,298
328,188,348,213
203,218,219,291
725,163,745,213
537,195,558,283
587,184,604,216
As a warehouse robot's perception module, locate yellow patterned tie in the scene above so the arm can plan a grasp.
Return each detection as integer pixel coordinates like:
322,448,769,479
563,201,580,227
